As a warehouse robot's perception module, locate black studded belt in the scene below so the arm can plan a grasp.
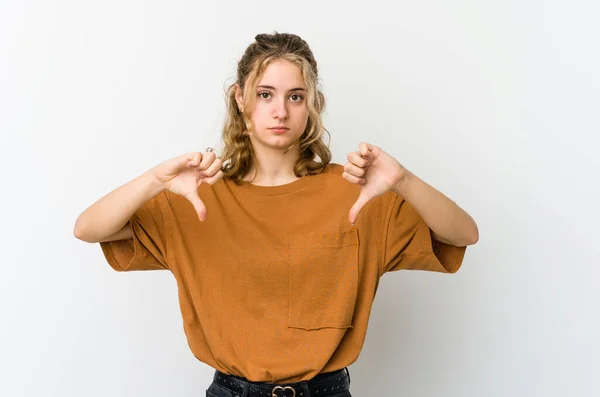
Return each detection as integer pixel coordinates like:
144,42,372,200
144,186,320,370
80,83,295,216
212,367,351,397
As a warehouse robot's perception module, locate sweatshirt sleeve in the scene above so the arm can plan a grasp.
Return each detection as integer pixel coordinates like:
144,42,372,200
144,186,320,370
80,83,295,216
99,190,171,272
380,192,466,276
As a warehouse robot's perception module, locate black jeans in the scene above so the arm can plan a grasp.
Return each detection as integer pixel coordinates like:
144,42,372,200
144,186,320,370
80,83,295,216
205,367,352,397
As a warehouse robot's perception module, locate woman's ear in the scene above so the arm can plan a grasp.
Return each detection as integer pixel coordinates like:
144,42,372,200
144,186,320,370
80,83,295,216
234,84,244,113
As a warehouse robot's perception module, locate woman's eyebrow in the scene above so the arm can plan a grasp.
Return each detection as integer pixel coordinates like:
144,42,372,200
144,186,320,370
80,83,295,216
257,85,306,92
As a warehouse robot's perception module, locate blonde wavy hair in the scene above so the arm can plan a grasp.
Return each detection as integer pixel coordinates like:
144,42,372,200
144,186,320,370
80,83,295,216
219,32,331,184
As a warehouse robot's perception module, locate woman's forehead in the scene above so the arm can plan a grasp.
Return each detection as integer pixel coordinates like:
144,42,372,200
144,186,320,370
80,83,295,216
256,60,306,90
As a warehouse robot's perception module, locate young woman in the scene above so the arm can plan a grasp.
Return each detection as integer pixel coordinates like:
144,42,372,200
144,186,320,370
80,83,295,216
74,32,478,397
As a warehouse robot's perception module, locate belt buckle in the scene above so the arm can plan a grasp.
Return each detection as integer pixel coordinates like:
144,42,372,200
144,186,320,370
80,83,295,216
271,385,296,397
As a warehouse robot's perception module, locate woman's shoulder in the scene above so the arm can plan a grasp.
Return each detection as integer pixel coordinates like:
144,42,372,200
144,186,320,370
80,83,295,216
311,162,345,184
316,162,355,190
320,162,344,177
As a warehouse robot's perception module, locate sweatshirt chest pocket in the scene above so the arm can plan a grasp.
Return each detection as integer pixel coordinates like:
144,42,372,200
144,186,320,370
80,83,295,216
288,229,359,330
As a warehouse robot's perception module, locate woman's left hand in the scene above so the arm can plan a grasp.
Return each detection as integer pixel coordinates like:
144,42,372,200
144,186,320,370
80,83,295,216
343,142,409,224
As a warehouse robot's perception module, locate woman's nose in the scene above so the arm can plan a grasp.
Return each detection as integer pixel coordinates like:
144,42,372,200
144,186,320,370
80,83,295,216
272,98,288,120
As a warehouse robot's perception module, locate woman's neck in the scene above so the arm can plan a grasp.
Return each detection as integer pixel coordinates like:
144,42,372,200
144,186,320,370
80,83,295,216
245,145,304,186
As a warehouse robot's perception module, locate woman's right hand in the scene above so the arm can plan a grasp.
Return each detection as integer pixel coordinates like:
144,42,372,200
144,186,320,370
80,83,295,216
151,151,223,222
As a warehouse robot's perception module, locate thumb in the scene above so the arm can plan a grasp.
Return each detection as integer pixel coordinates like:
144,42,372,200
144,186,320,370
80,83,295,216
184,190,208,222
349,193,371,225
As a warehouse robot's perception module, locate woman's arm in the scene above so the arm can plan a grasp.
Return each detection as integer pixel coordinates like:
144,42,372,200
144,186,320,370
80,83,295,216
393,170,478,247
73,171,165,243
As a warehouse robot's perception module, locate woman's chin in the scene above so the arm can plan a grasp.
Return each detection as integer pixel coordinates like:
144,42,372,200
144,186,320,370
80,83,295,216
251,135,300,151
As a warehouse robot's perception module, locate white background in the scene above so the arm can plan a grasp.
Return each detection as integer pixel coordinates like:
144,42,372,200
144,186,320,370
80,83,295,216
1,0,598,396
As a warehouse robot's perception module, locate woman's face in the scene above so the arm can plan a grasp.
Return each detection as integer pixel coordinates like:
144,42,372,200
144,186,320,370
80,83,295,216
238,59,309,152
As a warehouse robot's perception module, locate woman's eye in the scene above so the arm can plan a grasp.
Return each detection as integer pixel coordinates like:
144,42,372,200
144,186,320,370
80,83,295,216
258,92,271,99
290,94,303,102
